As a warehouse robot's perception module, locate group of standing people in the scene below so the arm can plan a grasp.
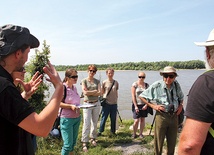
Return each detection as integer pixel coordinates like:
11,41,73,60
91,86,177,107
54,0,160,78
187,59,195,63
81,66,119,152
131,66,184,155
59,65,119,153
0,23,120,155
57,28,214,155
132,28,214,155
1,23,214,155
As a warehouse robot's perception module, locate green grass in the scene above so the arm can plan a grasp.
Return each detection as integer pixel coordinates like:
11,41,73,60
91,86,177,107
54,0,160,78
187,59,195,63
35,118,175,155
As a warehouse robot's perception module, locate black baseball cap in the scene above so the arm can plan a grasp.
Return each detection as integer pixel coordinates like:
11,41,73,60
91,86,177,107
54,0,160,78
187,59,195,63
0,24,40,56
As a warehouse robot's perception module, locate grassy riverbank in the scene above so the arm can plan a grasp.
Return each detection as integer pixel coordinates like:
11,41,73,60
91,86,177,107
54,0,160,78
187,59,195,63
36,119,179,155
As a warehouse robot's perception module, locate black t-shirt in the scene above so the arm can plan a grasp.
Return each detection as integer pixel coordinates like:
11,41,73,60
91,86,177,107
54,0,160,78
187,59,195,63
185,70,214,155
0,66,35,155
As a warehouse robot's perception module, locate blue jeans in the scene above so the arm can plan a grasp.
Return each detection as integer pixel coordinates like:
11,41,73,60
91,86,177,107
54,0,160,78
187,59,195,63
99,104,117,133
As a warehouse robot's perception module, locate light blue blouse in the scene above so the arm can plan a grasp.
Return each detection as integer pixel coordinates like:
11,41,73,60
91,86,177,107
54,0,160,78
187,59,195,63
139,80,184,112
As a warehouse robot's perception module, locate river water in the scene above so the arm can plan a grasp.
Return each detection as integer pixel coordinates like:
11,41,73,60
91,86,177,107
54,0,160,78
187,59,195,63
47,69,205,124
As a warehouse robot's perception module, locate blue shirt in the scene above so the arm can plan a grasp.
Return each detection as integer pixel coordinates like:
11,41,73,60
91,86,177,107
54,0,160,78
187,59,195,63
139,80,184,112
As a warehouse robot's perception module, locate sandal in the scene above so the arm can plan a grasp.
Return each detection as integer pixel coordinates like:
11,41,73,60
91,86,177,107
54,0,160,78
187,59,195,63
90,139,97,146
131,134,138,139
82,143,88,152
139,134,144,138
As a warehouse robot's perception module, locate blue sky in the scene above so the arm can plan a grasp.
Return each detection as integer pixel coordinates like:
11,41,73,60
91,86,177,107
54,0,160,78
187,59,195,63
1,0,214,65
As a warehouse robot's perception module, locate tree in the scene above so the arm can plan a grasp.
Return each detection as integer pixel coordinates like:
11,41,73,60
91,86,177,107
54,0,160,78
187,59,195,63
26,40,51,113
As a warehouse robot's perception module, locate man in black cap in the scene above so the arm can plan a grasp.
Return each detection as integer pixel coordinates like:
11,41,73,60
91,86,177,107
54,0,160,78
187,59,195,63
0,24,63,155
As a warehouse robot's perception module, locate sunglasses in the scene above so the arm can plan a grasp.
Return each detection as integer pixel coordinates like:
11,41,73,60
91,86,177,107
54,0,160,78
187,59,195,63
68,75,78,79
89,70,96,73
163,74,175,79
138,76,145,79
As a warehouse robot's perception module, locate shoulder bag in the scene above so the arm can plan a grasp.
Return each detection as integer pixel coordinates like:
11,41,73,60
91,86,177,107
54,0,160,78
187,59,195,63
100,80,115,107
174,82,185,126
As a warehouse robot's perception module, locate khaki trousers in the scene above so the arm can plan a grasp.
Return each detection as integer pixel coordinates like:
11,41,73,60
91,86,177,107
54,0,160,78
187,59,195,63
154,111,178,155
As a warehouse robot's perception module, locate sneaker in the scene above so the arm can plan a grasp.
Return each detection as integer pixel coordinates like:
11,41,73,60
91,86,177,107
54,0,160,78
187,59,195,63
97,132,102,137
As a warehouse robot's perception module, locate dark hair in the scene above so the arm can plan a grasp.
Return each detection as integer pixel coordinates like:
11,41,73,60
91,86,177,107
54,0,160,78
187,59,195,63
20,44,30,53
63,68,77,82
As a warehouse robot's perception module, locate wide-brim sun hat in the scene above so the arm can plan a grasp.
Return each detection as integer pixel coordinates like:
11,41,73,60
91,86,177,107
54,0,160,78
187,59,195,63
194,29,214,46
160,66,178,76
0,24,40,56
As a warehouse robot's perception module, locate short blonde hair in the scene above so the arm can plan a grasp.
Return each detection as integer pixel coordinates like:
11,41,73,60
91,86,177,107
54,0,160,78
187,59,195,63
87,64,97,72
106,67,114,74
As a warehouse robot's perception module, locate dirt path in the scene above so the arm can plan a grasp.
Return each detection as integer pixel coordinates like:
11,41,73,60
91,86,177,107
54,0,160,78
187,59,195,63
111,128,178,155
111,138,178,155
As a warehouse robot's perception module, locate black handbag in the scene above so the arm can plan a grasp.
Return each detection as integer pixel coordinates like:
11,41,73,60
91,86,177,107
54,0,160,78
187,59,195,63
100,80,115,106
100,98,107,107
50,85,66,138
178,107,184,125
174,82,185,126
50,109,62,138
147,106,153,115
53,110,62,130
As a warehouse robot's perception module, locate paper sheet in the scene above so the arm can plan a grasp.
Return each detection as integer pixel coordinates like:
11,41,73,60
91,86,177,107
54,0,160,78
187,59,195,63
77,103,96,109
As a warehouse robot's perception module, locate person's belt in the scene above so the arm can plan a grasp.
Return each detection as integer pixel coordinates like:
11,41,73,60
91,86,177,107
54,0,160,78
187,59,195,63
160,110,176,115
84,100,98,103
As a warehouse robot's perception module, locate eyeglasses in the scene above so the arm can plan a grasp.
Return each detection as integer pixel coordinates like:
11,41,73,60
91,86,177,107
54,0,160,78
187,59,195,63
163,74,175,79
138,76,145,79
89,70,96,73
68,75,78,79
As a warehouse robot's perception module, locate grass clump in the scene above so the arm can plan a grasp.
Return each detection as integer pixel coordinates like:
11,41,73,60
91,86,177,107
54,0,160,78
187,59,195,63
36,118,157,155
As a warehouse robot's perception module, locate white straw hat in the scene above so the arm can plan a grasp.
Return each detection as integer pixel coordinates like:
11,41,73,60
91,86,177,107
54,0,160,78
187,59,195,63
194,29,214,46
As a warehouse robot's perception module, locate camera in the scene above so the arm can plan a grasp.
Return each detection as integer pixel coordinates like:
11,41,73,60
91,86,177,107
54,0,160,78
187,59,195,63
168,104,174,114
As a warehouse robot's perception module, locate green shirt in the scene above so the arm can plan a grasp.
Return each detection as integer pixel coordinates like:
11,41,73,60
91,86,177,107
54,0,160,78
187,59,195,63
82,78,100,101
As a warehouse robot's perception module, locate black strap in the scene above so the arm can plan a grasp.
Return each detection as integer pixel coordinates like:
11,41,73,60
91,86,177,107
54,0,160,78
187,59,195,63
62,85,67,102
165,88,173,104
174,82,181,104
106,80,115,97
59,85,67,116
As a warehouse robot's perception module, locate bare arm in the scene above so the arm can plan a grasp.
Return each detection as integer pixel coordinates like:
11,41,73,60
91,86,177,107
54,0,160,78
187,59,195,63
131,85,139,112
139,96,165,112
18,62,63,137
178,118,210,155
82,81,101,97
84,90,100,96
60,102,79,111
176,100,184,115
